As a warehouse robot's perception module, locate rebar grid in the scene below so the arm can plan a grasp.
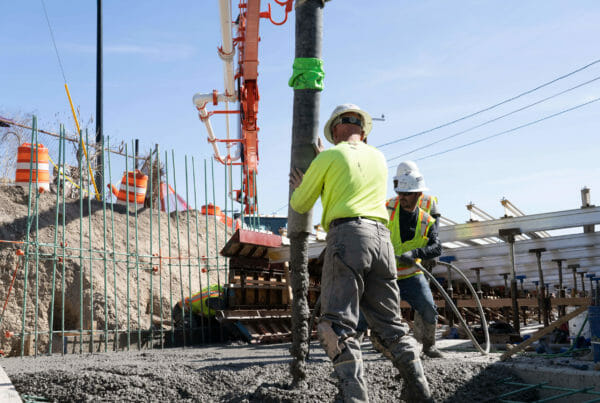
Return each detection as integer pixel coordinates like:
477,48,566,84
0,116,250,357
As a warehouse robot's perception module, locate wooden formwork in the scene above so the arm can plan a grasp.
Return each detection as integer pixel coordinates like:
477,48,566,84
219,229,320,343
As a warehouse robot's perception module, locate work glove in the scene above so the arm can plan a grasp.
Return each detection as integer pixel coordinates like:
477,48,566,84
421,259,437,272
396,252,415,267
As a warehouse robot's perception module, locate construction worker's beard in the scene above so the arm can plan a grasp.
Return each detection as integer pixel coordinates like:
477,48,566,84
399,196,419,212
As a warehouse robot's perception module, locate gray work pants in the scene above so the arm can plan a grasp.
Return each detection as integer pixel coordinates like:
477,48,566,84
319,218,418,402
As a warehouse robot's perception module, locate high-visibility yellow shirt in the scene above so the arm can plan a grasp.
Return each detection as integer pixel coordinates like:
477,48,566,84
290,141,389,232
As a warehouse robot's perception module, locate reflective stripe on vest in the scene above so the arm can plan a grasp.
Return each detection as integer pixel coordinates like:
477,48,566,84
386,197,400,222
387,199,435,280
417,194,438,215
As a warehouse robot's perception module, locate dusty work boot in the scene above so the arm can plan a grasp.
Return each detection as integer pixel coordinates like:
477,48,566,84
421,320,444,359
393,350,433,403
394,357,433,402
332,349,369,403
375,333,432,402
414,313,443,359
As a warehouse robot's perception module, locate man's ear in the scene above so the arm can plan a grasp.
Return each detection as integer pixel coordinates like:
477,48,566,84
361,131,366,144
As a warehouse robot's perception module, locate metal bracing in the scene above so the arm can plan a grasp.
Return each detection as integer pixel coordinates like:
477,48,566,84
444,232,600,260
439,206,600,242
451,247,600,270
442,256,600,288
500,198,551,238
435,204,600,287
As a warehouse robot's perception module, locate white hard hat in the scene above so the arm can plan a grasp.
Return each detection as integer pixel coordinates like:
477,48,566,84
394,171,429,193
323,103,373,144
395,160,420,177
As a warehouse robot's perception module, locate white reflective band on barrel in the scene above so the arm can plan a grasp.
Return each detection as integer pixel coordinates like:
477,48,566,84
119,185,146,195
16,162,50,171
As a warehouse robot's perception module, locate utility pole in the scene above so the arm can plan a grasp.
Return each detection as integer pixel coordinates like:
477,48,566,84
95,0,104,196
287,0,324,387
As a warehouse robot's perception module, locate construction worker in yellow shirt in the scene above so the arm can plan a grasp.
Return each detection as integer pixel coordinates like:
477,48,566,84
290,104,432,402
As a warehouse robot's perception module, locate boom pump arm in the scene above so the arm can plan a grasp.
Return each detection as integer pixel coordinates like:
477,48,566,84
192,0,293,215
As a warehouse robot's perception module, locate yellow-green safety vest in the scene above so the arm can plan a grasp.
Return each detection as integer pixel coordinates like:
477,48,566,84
417,194,438,215
386,197,435,280
178,284,223,317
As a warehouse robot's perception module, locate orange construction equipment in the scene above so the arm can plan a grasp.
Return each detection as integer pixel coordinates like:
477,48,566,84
15,143,50,192
109,170,148,209
201,203,239,229
193,0,293,215
202,203,223,216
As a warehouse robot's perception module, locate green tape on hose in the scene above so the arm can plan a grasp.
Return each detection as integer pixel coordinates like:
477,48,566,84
288,58,324,91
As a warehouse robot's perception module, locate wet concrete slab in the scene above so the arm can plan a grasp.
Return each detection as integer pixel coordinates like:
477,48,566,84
2,341,532,402
0,363,21,402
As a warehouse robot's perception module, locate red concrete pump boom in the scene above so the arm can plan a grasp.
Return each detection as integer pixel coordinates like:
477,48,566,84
193,0,293,215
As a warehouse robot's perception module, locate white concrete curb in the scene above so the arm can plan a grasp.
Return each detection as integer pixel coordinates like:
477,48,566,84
0,363,22,402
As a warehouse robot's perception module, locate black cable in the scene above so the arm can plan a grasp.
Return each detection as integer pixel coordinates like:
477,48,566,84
411,96,600,161
272,202,289,215
387,74,600,162
376,57,600,148
41,0,67,84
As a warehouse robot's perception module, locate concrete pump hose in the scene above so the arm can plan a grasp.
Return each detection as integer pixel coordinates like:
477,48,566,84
415,260,489,355
436,261,490,354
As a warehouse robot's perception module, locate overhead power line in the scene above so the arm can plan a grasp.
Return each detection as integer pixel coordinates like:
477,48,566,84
41,0,67,84
272,202,289,215
376,57,600,148
387,74,600,162
412,96,600,161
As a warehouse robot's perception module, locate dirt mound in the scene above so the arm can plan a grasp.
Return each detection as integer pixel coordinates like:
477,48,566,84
0,185,230,356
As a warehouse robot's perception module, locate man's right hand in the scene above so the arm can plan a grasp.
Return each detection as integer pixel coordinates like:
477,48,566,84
289,167,304,190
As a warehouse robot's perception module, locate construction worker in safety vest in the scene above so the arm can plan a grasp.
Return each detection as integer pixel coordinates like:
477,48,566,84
396,161,441,225
290,104,432,402
388,161,443,358
173,284,225,328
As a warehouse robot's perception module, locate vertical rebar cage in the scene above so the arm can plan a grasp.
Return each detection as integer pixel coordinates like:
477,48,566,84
0,116,242,357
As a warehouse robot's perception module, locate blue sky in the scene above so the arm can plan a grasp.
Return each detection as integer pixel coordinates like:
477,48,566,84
2,1,600,225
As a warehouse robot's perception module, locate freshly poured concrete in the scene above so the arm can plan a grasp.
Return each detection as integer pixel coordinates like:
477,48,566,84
2,341,532,402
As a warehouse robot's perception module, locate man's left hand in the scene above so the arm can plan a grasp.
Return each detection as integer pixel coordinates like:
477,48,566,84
397,252,415,266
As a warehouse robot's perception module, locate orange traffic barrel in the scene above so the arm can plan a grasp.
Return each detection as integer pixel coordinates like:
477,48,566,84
109,170,148,209
15,143,50,192
201,204,222,216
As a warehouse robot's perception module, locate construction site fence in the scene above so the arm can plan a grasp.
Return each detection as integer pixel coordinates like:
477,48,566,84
0,115,263,357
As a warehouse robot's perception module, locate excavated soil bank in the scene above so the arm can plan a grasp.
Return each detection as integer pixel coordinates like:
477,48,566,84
0,185,229,356
3,342,530,402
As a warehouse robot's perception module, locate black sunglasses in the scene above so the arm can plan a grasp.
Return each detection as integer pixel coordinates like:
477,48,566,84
334,115,363,128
